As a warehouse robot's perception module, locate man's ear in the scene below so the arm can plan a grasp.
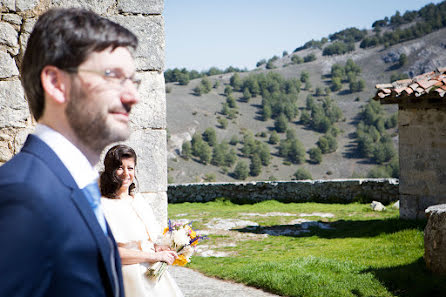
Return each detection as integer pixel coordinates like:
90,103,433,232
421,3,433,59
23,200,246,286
41,66,69,104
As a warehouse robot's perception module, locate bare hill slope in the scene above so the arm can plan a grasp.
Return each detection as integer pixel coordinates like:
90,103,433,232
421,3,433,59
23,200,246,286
166,27,446,183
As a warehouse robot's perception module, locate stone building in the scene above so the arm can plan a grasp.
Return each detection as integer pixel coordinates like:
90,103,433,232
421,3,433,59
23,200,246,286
375,68,446,219
0,1,167,223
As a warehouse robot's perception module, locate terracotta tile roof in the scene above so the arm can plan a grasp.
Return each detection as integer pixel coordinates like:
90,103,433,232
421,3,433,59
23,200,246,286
375,67,446,103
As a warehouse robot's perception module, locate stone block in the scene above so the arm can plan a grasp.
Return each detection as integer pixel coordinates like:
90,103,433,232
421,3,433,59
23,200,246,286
15,0,39,11
117,0,163,14
139,191,167,228
50,0,115,15
2,13,22,25
1,0,15,11
399,194,419,219
425,204,446,274
0,21,18,48
0,80,28,128
130,71,166,129
0,50,18,78
128,129,167,193
111,15,164,71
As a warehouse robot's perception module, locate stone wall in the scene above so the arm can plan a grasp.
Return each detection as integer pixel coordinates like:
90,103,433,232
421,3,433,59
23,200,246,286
0,1,167,223
168,179,399,204
398,105,446,219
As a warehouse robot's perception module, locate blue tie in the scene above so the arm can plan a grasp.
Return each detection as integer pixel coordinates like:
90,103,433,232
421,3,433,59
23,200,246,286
82,182,108,235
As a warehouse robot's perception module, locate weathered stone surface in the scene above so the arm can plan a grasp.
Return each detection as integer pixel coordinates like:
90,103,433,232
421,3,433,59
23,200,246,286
0,21,18,48
425,204,446,274
111,15,164,71
50,0,115,15
0,50,18,78
398,106,446,219
22,17,35,33
130,71,166,129
0,0,16,11
2,13,22,25
15,0,38,11
117,0,163,14
0,80,28,128
139,192,167,227
128,129,167,193
0,131,13,162
168,179,399,204
371,201,386,211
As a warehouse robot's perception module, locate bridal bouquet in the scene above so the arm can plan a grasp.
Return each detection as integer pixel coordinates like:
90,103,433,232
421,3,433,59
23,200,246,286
146,220,206,282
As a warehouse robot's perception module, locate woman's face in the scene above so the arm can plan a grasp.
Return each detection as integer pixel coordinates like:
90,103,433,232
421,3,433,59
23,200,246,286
116,157,135,190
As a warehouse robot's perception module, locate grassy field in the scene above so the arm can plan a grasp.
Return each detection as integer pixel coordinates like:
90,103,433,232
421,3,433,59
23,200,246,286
168,199,446,297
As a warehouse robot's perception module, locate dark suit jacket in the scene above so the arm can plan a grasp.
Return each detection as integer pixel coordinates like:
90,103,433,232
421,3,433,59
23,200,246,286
0,135,125,297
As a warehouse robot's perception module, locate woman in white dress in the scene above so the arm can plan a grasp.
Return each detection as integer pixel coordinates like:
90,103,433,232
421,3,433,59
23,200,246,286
100,144,184,297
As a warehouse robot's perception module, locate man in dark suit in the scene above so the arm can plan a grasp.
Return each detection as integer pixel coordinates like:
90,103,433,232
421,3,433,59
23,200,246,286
0,8,141,297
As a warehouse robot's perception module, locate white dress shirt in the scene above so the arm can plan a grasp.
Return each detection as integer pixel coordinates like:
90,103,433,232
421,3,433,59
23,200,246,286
34,124,98,189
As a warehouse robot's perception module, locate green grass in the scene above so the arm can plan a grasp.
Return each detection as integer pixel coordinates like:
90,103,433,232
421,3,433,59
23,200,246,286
168,199,446,297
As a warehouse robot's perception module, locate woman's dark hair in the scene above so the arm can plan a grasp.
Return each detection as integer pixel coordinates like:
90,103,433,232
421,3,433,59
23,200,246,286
21,8,138,120
100,144,137,198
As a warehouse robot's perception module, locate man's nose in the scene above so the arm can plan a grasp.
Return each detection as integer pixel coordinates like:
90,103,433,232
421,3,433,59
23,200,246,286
121,82,140,106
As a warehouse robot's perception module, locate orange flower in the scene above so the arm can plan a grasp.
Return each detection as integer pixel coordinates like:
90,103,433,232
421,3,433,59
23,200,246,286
163,227,169,235
173,254,188,266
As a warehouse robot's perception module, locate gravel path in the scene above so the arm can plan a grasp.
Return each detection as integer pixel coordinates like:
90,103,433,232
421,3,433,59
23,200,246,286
169,266,280,297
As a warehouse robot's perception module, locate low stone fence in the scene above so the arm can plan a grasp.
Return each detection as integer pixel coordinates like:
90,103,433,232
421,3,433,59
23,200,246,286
168,179,399,204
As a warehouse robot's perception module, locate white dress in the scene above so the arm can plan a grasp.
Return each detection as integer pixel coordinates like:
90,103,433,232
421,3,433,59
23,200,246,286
101,194,184,297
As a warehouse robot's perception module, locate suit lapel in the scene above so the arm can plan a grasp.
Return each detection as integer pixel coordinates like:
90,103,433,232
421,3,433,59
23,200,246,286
22,135,119,296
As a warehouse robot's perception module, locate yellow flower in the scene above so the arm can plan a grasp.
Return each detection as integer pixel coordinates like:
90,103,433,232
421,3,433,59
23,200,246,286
163,227,169,235
173,254,189,266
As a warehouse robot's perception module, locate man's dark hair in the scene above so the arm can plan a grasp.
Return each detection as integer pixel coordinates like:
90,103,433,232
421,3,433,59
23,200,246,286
21,8,138,121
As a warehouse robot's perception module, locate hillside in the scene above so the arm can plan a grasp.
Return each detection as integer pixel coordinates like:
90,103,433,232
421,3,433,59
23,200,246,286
165,26,446,184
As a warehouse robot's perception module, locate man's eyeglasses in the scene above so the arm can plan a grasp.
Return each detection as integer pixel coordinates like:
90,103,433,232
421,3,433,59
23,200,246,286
65,68,142,90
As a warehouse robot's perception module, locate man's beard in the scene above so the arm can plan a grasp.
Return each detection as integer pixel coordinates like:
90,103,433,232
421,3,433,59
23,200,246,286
65,84,131,155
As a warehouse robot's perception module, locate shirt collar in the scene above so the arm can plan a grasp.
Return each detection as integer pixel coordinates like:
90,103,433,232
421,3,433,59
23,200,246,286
34,124,99,189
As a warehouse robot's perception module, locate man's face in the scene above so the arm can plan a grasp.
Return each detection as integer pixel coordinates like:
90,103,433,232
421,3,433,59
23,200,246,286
65,46,139,153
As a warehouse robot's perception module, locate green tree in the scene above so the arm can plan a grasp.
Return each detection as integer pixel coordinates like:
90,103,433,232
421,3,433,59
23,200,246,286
202,127,217,146
226,94,237,108
181,141,191,160
224,148,238,167
274,113,288,133
224,85,233,96
201,77,212,93
300,110,311,126
399,53,407,67
197,142,212,164
229,135,238,145
243,87,252,102
288,139,306,164
308,147,322,164
331,77,342,91
193,85,204,96
177,73,190,85
262,104,272,121
293,168,312,180
300,71,309,83
217,117,228,129
233,161,249,180
229,73,242,90
269,131,280,144
249,154,262,176
258,143,271,166
213,80,220,89
291,55,303,64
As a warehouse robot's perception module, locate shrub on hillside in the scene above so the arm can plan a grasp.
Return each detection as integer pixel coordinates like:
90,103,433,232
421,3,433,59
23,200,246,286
233,161,249,180
293,168,312,180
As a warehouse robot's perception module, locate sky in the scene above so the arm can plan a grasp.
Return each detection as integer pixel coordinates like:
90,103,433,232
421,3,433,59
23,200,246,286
164,0,444,72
